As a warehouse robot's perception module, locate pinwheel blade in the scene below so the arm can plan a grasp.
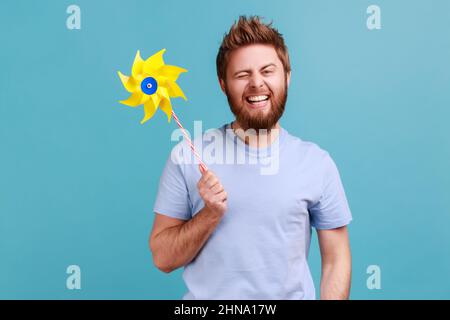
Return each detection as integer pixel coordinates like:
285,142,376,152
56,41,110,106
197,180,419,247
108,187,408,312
143,48,166,74
150,91,162,109
120,92,148,107
167,80,187,100
157,65,187,82
159,97,173,122
158,86,170,101
118,71,139,93
131,50,145,78
140,98,158,124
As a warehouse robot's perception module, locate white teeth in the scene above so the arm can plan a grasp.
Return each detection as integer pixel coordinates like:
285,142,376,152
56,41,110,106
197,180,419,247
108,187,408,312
247,95,268,102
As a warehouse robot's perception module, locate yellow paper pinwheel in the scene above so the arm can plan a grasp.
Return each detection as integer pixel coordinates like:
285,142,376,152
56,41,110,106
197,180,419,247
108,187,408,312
118,49,187,124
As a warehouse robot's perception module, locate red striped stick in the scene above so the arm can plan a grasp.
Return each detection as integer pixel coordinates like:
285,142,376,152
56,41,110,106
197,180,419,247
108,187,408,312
171,110,208,173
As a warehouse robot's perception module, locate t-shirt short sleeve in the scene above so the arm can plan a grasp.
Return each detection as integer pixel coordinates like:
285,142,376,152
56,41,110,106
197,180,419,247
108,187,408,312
153,144,192,221
309,153,353,230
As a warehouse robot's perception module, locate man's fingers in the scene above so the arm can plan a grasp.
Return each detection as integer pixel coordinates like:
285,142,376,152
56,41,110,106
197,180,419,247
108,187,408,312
201,171,213,184
197,170,211,188
199,171,218,189
206,177,219,189
197,170,226,210
211,183,224,195
216,191,227,202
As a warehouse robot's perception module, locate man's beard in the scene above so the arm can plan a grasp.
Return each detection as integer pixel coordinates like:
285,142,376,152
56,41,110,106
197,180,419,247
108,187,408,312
225,80,288,132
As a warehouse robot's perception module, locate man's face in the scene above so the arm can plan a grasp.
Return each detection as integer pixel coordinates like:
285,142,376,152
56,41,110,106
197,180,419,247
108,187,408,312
220,44,291,131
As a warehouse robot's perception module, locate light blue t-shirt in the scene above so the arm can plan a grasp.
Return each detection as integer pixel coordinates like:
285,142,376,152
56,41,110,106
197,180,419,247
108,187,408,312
153,123,352,299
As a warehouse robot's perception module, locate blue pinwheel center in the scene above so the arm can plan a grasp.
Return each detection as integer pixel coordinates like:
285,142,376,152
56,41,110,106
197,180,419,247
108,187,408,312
141,77,158,95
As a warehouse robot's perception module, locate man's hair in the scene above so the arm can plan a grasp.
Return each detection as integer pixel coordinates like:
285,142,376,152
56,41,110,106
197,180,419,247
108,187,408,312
216,15,291,81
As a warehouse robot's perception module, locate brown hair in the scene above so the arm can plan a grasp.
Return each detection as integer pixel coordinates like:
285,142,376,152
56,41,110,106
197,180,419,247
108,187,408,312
216,15,291,81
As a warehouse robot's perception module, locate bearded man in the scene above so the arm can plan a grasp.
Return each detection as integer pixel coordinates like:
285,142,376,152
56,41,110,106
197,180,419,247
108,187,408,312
149,16,353,300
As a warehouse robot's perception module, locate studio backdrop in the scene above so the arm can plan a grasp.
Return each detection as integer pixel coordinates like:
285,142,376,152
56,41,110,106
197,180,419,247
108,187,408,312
1,0,449,299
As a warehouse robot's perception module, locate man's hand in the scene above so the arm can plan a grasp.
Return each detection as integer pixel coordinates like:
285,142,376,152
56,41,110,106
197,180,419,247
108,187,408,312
197,166,228,219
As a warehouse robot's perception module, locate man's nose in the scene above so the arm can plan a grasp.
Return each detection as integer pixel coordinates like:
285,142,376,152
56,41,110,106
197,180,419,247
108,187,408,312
249,74,264,89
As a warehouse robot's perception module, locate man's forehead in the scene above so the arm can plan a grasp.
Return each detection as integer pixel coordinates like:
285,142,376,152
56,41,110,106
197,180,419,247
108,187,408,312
228,44,281,70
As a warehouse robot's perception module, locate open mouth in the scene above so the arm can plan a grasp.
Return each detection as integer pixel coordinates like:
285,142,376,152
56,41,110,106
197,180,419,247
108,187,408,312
245,95,270,104
245,95,270,109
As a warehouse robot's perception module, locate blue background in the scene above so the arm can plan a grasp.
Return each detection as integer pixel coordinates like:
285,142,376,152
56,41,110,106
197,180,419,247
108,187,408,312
1,0,449,299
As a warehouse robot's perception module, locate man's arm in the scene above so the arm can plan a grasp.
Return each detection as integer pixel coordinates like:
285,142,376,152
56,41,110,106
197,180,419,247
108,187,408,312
150,207,222,273
149,168,227,273
317,226,352,300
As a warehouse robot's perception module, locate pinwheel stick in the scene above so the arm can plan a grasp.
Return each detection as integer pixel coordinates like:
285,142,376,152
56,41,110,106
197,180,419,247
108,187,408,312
171,110,208,173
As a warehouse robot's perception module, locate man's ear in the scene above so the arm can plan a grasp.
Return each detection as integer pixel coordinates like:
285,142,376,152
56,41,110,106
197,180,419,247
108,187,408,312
286,71,291,87
219,78,226,94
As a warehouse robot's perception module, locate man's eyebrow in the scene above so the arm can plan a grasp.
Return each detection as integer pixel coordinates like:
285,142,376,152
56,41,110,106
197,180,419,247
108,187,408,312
233,63,277,76
260,63,277,70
